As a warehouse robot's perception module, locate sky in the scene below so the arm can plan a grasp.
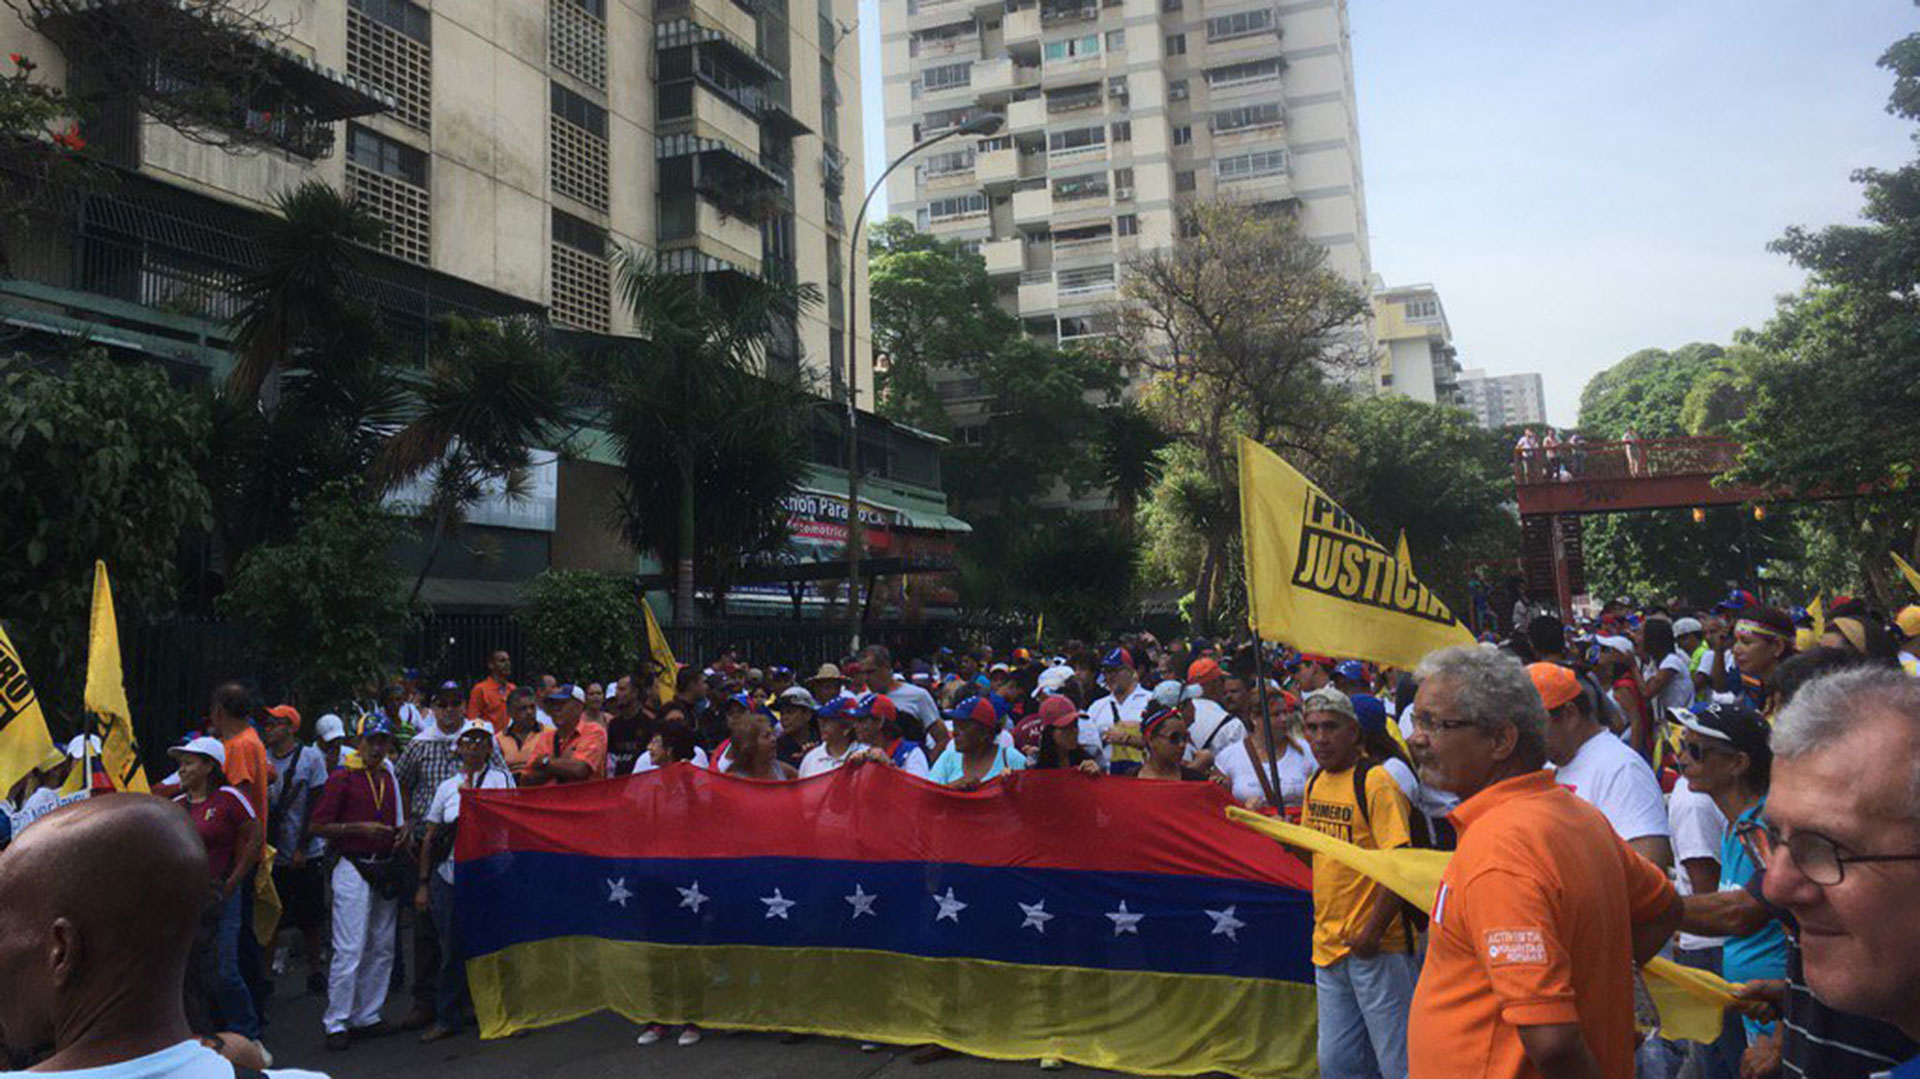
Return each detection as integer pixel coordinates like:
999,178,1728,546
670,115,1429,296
858,2,1917,426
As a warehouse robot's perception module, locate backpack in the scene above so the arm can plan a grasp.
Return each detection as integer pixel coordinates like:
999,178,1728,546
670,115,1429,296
1305,758,1447,933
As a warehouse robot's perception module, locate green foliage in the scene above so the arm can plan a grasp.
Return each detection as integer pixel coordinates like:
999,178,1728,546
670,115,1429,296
219,482,418,710
517,570,641,680
1678,345,1763,435
943,337,1124,514
1577,343,1726,438
953,515,1138,639
867,218,1010,433
0,351,212,710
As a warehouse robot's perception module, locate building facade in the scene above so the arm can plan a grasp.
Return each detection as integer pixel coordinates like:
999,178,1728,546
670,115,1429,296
879,0,1371,361
1,0,869,392
1456,368,1548,429
1372,282,1459,405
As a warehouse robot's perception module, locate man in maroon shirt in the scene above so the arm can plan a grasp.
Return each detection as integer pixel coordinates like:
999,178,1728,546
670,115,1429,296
309,714,406,1049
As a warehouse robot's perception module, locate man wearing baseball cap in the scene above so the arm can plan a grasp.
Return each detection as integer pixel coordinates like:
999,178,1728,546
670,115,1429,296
1529,663,1671,870
1184,658,1246,771
799,692,868,778
1293,655,1336,694
522,684,608,785
415,721,513,1042
1088,648,1149,775
309,714,407,1049
260,702,331,994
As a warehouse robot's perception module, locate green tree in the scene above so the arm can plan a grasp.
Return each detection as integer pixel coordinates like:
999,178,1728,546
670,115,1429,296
0,350,212,710
1119,201,1371,631
518,570,641,679
218,481,418,711
604,254,820,624
1096,401,1170,539
867,218,1005,433
953,516,1137,639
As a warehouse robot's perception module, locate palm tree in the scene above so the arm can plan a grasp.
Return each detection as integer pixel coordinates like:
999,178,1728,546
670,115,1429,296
604,251,821,625
1098,401,1169,537
372,317,575,602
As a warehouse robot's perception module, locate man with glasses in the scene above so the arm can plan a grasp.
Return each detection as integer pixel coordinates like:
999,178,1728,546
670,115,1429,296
1762,668,1920,1077
1300,687,1418,1079
1404,646,1680,1079
1670,701,1789,1078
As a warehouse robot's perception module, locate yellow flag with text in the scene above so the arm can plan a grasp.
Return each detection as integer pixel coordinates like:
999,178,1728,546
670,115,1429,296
1238,437,1473,669
641,596,677,705
1395,530,1412,570
1228,809,1737,1043
85,561,149,793
0,621,59,798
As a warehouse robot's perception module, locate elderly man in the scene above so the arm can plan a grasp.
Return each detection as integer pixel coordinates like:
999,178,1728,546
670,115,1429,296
1764,668,1920,1075
1405,646,1681,1079
0,796,333,1077
522,685,608,785
1300,687,1419,1079
1529,662,1672,869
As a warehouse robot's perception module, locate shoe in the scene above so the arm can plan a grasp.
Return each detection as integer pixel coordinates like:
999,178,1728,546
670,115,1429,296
911,1045,956,1065
861,1043,881,1053
350,1021,398,1040
677,1026,703,1047
419,1023,459,1044
636,1025,667,1046
1040,1058,1063,1070
779,1032,811,1045
325,1032,352,1052
399,1006,434,1032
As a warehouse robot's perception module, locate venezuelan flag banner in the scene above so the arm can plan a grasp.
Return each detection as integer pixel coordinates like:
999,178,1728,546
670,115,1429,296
457,765,1318,1077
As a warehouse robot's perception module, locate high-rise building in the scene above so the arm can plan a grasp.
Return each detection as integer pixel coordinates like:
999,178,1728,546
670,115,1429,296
879,0,1371,359
1456,369,1548,429
1373,282,1460,404
0,0,869,392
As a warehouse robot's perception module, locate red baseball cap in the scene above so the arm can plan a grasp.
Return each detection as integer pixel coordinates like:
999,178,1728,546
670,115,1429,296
944,696,1000,730
264,704,302,733
1038,694,1082,728
1186,657,1223,683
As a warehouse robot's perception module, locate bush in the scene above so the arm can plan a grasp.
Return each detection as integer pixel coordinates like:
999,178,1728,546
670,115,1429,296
517,570,641,682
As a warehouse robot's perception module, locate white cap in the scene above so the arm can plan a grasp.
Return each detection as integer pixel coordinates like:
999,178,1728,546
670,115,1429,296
570,684,586,702
167,735,228,768
314,713,347,743
456,720,495,739
1034,665,1075,697
1595,635,1635,655
65,733,103,759
1672,617,1704,636
1149,680,1185,710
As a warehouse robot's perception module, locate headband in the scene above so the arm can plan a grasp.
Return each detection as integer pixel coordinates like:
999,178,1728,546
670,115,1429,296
1734,618,1790,642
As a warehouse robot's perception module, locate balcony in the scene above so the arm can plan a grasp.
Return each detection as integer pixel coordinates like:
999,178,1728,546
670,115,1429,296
1012,184,1052,226
1018,270,1057,312
970,57,1039,100
976,145,1020,189
1050,228,1112,259
1002,5,1041,48
659,195,763,274
981,237,1024,277
656,0,762,52
1007,96,1048,134
1039,1,1097,28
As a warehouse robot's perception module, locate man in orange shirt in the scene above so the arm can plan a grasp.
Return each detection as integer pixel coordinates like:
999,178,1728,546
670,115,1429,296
1406,647,1681,1079
522,685,607,785
467,650,516,733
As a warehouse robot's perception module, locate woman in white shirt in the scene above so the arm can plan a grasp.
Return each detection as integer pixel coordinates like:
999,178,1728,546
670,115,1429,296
1212,692,1314,811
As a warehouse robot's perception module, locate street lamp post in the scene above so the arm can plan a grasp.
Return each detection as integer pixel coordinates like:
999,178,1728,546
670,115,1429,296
842,112,1003,649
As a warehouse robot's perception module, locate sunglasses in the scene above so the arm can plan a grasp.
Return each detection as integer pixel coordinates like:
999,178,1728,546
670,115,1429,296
1150,728,1188,745
1680,739,1733,762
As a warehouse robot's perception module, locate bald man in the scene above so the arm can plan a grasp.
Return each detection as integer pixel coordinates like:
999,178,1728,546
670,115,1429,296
0,795,327,1078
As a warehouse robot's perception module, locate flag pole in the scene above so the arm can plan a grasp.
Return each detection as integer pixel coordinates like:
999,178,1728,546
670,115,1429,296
1246,632,1283,811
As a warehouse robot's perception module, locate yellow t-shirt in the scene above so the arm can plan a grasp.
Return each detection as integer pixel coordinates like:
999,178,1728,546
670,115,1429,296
1304,761,1415,966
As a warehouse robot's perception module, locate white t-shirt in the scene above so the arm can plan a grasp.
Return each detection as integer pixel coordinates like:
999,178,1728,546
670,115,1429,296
1186,699,1247,756
1084,684,1150,767
1648,651,1695,716
425,766,514,883
0,1039,329,1079
1213,737,1314,809
1551,729,1670,843
887,682,943,737
1667,774,1729,952
798,741,871,779
633,745,709,774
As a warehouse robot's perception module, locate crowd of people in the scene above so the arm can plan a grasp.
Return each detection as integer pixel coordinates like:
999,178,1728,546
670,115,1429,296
3,594,1919,1079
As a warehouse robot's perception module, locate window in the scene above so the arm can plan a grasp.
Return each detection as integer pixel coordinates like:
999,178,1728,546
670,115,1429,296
1042,34,1099,61
920,61,973,92
1056,264,1115,294
550,82,607,137
1405,298,1441,322
1206,59,1282,89
1109,120,1131,142
1175,169,1196,192
1168,78,1189,100
551,0,607,90
1052,173,1109,201
345,124,429,264
350,0,428,42
1206,7,1274,41
1108,75,1129,97
923,147,976,177
550,209,609,332
1116,213,1138,236
1172,124,1192,146
552,207,606,255
1111,167,1133,192
1105,28,1125,50
922,106,985,135
1211,101,1284,133
564,0,605,16
1216,148,1288,180
1047,125,1106,155
1164,33,1186,56
346,0,431,131
1161,0,1182,9
925,193,988,220
347,124,427,186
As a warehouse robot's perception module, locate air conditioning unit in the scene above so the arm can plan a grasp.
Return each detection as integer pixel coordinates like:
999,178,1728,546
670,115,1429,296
1114,187,1133,200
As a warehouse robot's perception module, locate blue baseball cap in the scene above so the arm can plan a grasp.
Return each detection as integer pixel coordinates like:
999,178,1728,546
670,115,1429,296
352,714,395,740
1101,647,1133,669
1351,694,1388,735
1333,660,1368,682
944,696,999,728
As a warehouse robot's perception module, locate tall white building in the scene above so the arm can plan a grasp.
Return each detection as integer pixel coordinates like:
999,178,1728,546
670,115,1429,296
1457,369,1548,429
1373,282,1459,404
879,0,1371,358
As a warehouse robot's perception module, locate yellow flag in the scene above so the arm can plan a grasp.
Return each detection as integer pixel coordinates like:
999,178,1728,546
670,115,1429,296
1808,595,1825,638
0,621,60,798
1238,437,1473,669
1035,612,1045,647
1228,808,1737,1043
1893,551,1920,597
1395,530,1412,570
84,561,149,793
641,595,677,705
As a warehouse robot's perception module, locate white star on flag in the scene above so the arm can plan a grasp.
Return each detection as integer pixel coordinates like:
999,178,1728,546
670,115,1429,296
846,884,878,918
1018,899,1054,933
606,878,633,908
933,887,968,923
761,888,797,920
1205,905,1246,942
1106,900,1143,936
677,882,709,913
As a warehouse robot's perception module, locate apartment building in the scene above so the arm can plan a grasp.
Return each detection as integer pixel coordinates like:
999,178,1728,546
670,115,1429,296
1457,368,1548,430
1373,282,1460,405
879,0,1371,364
0,0,868,392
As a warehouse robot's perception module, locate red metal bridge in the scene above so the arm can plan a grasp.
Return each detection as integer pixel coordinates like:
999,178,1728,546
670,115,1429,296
1514,437,1765,614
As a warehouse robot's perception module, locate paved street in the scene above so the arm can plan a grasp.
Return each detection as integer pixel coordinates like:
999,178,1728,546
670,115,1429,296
260,969,1128,1079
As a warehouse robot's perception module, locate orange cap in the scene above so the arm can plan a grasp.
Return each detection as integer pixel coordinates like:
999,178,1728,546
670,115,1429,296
1186,657,1223,683
264,703,303,733
1527,663,1581,712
